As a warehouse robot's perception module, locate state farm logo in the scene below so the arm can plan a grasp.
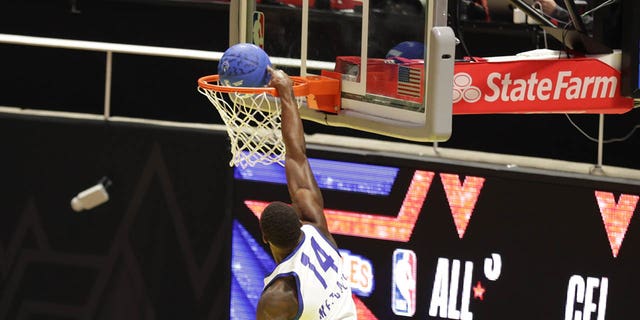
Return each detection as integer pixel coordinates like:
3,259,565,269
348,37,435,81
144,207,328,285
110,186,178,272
452,71,618,104
452,73,481,103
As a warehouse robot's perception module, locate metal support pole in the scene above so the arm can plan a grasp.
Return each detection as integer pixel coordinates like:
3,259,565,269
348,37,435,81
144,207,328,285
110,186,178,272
300,0,309,76
591,114,605,174
229,0,239,45
104,51,112,119
596,113,604,168
239,0,247,43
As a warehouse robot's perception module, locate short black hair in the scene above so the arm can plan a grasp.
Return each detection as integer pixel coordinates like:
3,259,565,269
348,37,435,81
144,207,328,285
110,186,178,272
260,201,302,249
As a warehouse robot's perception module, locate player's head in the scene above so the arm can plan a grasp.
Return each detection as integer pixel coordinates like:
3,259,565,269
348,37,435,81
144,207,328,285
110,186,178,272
260,201,302,250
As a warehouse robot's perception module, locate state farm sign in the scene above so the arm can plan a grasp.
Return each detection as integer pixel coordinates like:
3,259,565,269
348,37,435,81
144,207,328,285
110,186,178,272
452,58,633,114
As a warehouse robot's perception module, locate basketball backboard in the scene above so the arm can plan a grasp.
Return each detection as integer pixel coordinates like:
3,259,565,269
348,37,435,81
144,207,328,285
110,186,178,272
228,0,455,142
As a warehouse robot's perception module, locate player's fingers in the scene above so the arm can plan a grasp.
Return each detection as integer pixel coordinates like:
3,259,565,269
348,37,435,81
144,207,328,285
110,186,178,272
267,66,282,81
266,66,278,87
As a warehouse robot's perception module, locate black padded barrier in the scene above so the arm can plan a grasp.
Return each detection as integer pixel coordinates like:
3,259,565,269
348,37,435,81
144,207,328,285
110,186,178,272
0,113,232,320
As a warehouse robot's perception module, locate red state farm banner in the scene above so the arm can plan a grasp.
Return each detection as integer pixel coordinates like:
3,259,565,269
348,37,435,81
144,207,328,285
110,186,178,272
452,58,634,114
334,56,634,114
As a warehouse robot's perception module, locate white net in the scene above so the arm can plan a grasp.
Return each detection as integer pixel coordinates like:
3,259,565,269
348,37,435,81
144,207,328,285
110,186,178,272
198,86,306,168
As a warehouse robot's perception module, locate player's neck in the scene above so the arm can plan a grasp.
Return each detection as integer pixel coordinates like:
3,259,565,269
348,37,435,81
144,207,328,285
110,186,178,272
271,246,293,264
271,234,303,263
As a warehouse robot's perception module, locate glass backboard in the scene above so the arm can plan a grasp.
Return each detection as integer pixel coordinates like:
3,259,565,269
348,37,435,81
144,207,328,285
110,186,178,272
229,0,455,142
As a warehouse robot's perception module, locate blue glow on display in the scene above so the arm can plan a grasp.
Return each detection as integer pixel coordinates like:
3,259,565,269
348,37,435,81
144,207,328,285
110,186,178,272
340,249,375,297
234,158,399,195
230,220,275,320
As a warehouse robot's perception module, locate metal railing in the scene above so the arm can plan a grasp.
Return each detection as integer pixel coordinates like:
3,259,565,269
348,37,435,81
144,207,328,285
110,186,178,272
0,33,335,118
0,33,629,173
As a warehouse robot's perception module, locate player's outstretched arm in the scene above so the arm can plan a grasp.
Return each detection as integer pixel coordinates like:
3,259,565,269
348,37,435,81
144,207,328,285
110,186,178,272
267,67,336,247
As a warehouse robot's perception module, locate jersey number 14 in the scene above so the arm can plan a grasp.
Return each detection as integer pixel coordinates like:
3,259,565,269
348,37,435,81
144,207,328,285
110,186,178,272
300,237,338,289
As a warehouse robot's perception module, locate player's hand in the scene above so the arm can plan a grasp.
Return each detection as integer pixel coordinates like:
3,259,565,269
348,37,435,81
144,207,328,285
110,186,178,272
267,66,294,99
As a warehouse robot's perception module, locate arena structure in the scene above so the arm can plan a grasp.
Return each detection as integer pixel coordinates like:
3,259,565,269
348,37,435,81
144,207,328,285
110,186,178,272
0,0,639,319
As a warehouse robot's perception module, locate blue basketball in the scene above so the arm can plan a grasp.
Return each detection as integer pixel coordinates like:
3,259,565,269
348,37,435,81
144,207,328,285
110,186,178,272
218,43,272,87
386,41,425,60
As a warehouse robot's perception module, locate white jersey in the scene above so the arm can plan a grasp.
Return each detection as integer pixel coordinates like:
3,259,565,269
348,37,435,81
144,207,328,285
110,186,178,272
263,224,357,320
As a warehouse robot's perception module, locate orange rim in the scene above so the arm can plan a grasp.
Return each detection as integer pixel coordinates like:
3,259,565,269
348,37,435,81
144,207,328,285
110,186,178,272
198,75,309,97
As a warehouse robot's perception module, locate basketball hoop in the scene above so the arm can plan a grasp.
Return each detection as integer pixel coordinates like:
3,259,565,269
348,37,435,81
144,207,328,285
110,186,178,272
197,74,310,168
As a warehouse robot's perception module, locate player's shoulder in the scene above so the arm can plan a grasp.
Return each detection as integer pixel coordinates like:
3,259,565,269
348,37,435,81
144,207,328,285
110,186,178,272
301,222,338,250
258,276,300,320
300,223,318,233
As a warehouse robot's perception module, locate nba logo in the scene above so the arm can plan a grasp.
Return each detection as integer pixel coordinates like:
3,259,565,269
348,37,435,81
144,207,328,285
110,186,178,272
392,249,417,316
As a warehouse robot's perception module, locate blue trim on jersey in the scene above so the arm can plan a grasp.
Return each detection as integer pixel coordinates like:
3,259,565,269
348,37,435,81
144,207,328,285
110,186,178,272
263,271,304,320
264,230,307,280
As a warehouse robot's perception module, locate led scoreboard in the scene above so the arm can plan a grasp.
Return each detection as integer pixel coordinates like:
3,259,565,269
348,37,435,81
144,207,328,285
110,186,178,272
229,148,640,320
